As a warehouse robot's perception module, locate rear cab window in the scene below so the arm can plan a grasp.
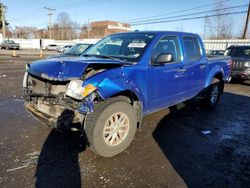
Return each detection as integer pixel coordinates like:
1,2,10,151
183,36,202,62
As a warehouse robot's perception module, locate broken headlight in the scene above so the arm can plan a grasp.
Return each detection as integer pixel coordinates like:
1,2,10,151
66,80,97,100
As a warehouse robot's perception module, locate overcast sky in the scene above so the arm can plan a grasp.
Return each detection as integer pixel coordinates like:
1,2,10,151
1,0,249,37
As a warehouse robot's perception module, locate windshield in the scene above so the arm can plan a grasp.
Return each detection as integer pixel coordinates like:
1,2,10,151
84,33,155,62
65,43,90,55
224,46,250,58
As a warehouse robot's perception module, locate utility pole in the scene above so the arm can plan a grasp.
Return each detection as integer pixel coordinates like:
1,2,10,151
203,15,208,40
1,4,6,40
87,18,90,38
243,0,250,39
44,7,56,39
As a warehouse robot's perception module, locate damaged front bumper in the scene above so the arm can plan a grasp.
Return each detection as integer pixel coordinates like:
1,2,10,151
25,102,66,129
23,73,97,132
25,100,84,132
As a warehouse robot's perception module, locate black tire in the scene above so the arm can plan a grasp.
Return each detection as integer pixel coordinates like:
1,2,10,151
84,98,137,157
202,81,222,109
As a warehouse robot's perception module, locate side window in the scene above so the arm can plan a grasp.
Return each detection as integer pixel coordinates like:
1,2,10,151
153,36,180,62
183,37,201,62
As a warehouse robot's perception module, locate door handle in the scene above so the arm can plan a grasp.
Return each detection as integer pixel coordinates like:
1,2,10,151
200,64,206,69
177,68,186,73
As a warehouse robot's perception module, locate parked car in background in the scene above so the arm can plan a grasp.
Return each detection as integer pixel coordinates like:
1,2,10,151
57,45,73,53
206,50,225,56
0,40,20,50
45,44,58,51
23,31,231,157
224,45,250,81
47,43,93,59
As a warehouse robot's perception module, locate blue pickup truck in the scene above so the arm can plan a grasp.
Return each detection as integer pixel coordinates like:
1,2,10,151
23,31,231,157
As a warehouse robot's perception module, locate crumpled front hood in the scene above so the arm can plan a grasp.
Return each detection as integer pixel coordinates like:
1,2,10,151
47,54,73,59
27,57,125,81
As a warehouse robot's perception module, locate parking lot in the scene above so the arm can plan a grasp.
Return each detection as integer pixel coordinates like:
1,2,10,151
0,49,249,188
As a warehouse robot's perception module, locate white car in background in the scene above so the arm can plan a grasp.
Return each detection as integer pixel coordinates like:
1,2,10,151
45,44,58,51
47,43,94,59
57,45,73,53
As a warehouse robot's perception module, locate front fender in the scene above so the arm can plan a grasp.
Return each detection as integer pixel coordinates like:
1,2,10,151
97,77,144,103
205,65,224,87
83,70,144,102
96,77,128,98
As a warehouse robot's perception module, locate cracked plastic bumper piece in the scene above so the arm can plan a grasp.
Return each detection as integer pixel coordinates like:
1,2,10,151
25,102,84,131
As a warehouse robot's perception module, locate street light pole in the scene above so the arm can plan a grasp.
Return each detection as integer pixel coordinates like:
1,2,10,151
44,7,56,39
243,0,250,39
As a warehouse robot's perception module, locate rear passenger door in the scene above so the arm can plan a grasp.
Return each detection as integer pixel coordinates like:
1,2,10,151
183,36,206,98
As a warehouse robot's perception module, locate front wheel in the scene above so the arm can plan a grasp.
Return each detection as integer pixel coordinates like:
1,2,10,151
84,98,137,157
202,82,222,109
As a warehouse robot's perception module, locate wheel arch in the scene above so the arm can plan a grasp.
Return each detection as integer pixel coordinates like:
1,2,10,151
211,72,224,94
205,64,225,93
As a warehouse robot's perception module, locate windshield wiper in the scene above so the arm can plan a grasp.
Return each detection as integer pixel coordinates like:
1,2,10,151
83,54,133,64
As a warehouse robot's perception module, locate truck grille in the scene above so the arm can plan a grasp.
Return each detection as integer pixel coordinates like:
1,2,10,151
231,61,244,68
27,75,68,95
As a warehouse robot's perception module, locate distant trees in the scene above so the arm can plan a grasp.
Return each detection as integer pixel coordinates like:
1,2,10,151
79,25,89,38
52,12,78,40
36,29,49,39
206,0,233,39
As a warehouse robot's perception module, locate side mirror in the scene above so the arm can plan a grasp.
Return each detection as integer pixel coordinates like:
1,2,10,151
154,53,174,64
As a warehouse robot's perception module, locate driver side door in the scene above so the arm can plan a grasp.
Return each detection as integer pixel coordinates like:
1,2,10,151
147,36,187,113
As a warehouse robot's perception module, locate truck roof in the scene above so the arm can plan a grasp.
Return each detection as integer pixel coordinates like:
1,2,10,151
112,30,201,37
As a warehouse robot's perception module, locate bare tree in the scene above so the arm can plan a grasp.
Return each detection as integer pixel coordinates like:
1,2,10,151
36,29,49,39
52,12,77,40
5,27,13,38
207,0,233,39
79,24,89,38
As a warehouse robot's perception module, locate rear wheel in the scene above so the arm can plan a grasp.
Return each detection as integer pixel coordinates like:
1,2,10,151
202,81,222,109
84,98,137,157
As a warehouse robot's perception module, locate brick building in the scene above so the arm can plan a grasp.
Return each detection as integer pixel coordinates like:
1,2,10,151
89,20,131,38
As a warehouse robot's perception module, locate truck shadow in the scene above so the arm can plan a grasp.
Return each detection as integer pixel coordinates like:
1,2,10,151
35,119,87,187
240,82,250,86
229,80,250,86
153,92,250,188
